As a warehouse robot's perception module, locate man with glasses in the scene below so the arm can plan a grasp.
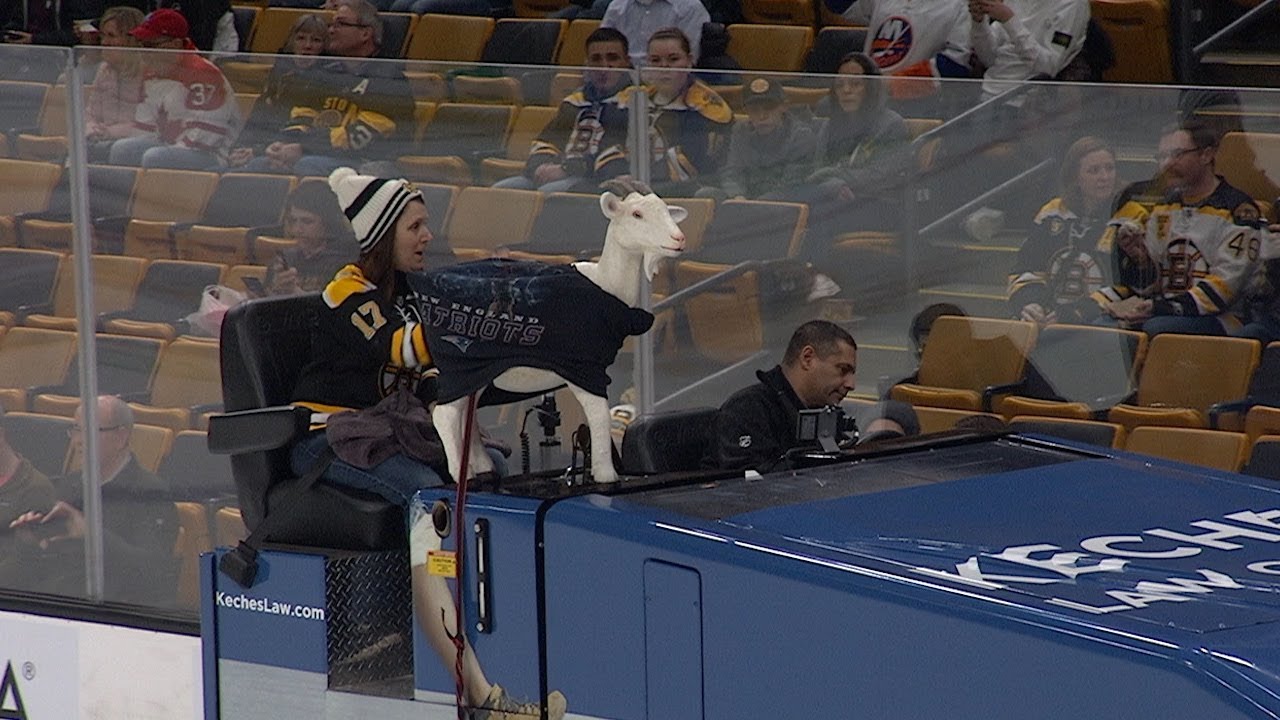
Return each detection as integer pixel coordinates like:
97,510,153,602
9,396,178,606
245,0,413,177
106,8,242,169
1106,120,1264,337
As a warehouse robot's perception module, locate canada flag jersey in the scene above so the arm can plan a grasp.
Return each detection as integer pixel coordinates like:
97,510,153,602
134,53,240,157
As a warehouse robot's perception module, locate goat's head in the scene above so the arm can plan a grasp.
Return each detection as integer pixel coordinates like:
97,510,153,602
599,178,688,280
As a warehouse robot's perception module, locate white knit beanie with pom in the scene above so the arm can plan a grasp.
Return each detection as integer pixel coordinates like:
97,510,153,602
327,167,423,254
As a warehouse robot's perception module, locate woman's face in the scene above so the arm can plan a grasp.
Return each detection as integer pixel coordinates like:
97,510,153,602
393,200,432,273
833,61,867,113
99,19,138,65
1076,149,1117,209
284,205,326,248
646,38,692,94
290,28,325,58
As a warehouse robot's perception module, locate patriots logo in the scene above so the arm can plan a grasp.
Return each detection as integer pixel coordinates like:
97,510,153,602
870,16,913,70
442,335,475,353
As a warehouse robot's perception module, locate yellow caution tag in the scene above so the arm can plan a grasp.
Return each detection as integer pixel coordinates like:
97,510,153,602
427,550,457,577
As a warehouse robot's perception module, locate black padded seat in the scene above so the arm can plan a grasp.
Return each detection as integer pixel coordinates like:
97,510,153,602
620,407,718,475
210,293,404,550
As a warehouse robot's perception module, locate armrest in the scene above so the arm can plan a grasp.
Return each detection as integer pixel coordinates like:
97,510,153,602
15,301,53,321
982,380,1028,413
1208,398,1254,429
192,401,224,416
207,405,311,455
26,382,72,398
13,209,70,224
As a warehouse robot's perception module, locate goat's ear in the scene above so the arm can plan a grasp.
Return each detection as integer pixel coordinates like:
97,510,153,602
600,192,623,219
666,205,688,224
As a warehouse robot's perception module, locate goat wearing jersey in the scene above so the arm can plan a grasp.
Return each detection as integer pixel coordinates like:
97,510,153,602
1142,179,1262,328
292,264,437,417
133,52,241,160
282,59,414,165
824,0,972,96
1008,196,1148,323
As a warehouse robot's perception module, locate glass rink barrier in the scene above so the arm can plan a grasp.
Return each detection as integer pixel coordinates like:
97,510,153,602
2,32,1280,717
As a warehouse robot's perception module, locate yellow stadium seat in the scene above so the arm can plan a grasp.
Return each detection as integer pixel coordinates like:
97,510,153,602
406,13,493,62
444,187,542,253
1089,0,1173,83
1124,426,1248,472
1109,334,1260,431
890,317,1037,412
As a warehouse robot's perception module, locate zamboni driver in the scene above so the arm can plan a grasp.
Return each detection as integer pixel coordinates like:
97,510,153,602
703,320,858,472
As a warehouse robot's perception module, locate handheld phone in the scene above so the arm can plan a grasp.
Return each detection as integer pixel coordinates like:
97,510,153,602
242,276,267,296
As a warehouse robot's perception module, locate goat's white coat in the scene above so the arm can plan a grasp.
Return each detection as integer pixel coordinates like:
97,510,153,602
432,190,688,484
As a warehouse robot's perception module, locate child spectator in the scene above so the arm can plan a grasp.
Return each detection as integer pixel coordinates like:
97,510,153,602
699,75,817,201
262,180,359,296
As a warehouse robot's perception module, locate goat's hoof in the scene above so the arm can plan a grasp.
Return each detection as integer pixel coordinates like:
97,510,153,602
591,469,619,485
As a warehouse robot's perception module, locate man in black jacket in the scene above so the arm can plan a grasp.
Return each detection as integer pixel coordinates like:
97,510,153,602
702,320,857,472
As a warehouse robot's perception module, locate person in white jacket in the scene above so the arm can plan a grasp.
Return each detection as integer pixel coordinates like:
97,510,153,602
968,0,1090,100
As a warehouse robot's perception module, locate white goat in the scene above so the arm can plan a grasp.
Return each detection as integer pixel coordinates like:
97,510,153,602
431,181,687,485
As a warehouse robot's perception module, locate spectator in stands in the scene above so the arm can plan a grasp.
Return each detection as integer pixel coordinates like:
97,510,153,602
262,180,358,296
602,0,708,67
9,396,179,606
823,0,973,101
494,27,633,193
698,75,817,201
159,0,238,52
1106,120,1263,337
1,0,104,46
0,406,57,593
702,320,858,472
1006,136,1149,326
908,302,965,359
85,6,147,164
244,0,413,177
1238,222,1280,344
228,13,327,169
107,9,242,169
773,53,910,291
855,400,921,444
967,0,1090,101
641,27,732,196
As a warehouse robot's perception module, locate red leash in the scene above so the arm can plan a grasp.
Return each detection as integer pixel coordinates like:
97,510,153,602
453,393,478,719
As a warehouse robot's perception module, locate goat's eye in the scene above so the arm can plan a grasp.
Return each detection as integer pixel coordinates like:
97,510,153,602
632,210,643,219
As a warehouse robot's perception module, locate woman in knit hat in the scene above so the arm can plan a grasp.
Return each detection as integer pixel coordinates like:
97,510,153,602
289,168,560,720
289,167,440,505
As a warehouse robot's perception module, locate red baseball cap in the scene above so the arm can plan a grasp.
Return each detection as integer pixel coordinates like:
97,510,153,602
130,8,190,41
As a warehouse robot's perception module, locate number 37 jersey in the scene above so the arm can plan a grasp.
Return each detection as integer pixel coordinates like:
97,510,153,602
1146,179,1263,319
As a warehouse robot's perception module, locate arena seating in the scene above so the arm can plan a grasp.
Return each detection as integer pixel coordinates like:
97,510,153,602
0,326,77,412
990,325,1147,418
1008,416,1126,449
1108,335,1261,431
890,317,1038,412
1124,426,1249,473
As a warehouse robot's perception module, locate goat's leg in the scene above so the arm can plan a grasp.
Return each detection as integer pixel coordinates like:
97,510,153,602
433,399,466,483
566,383,617,484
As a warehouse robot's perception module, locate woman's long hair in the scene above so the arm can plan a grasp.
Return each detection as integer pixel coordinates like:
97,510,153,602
1058,135,1114,214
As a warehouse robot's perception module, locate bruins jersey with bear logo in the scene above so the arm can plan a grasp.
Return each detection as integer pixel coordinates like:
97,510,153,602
293,265,437,421
1008,197,1148,319
1145,179,1262,322
282,60,414,163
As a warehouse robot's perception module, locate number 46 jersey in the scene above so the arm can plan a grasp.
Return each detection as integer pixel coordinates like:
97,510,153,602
1146,178,1264,323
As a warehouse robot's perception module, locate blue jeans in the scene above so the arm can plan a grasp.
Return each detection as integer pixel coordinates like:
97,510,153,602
290,430,509,506
109,136,220,169
1141,314,1227,337
388,0,491,13
493,174,587,192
